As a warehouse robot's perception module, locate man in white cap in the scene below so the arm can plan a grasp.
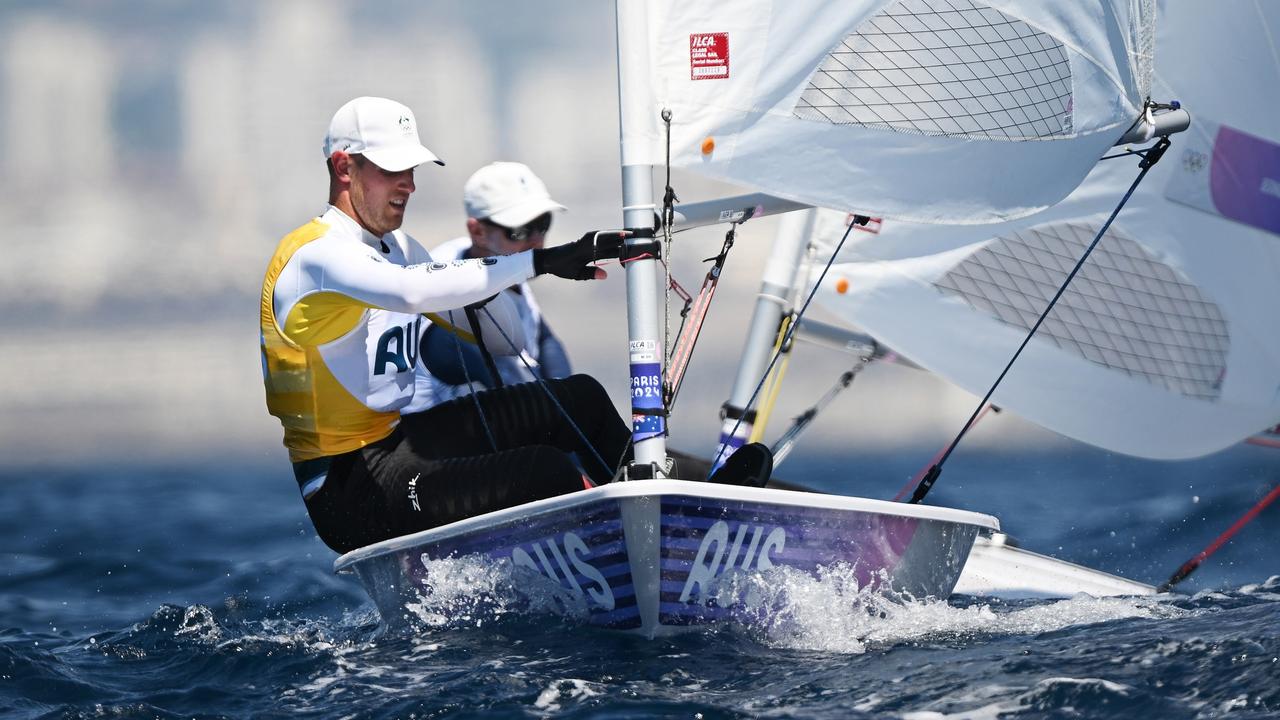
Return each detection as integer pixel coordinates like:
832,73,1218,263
414,162,573,400
259,97,632,553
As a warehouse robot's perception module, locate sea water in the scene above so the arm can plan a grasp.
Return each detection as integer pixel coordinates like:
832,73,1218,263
4,446,1278,719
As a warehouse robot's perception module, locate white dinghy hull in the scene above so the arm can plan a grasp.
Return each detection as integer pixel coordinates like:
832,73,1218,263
336,480,997,636
954,533,1157,599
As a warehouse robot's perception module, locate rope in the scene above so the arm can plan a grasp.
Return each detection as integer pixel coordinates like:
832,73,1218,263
447,309,500,454
1158,483,1280,592
892,404,996,502
749,240,819,445
661,109,678,378
476,305,618,481
770,359,867,468
663,268,694,349
708,217,859,476
664,226,736,409
1246,425,1280,449
464,305,504,389
907,136,1172,505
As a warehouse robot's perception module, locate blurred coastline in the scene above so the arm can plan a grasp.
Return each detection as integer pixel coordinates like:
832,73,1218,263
0,1,1066,468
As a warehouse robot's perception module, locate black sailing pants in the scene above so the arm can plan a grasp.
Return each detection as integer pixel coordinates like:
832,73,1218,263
304,374,632,553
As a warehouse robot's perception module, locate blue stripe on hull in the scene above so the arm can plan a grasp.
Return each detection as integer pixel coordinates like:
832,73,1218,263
376,499,635,627
654,497,921,626
351,490,972,634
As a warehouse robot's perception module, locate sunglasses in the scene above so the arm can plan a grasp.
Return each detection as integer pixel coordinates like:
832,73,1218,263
484,213,552,242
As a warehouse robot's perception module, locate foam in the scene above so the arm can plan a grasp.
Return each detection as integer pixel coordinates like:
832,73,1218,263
705,563,1184,653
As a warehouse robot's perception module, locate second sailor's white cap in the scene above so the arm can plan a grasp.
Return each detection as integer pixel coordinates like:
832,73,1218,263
323,96,444,171
464,162,566,227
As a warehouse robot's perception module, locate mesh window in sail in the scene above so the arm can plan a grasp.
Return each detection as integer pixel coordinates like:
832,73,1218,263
795,0,1073,140
934,222,1229,401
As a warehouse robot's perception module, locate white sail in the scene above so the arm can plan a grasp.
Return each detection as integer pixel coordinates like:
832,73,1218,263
619,0,1155,224
810,0,1280,459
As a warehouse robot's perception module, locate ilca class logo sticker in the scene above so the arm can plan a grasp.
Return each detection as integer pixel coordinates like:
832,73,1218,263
690,32,729,80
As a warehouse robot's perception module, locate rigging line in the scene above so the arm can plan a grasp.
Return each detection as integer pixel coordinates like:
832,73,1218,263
907,135,1172,505
892,404,997,502
771,359,868,469
1158,483,1280,593
608,252,694,361
604,253,697,368
464,305,504,389
449,309,500,454
476,305,617,481
663,289,709,404
1254,0,1280,84
665,225,736,409
748,314,795,444
1098,148,1147,161
661,109,678,377
663,263,696,366
1246,425,1280,449
753,240,822,444
708,217,862,476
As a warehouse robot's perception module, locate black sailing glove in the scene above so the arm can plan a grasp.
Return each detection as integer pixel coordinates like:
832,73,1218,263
532,231,628,280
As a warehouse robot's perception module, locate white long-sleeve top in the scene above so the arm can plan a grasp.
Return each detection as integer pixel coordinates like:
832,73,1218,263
260,205,535,463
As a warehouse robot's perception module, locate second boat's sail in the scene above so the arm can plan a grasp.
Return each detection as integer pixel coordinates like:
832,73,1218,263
808,0,1280,459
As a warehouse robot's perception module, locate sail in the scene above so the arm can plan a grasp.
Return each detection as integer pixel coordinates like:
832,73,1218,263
809,0,1280,459
619,0,1155,224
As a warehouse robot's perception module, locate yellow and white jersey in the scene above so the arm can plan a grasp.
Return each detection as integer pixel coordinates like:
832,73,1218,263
260,205,535,463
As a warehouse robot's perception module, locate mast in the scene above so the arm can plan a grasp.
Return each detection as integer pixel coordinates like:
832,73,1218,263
615,0,668,475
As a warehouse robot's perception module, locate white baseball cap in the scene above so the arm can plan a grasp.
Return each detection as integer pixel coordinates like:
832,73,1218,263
323,96,444,172
464,162,566,227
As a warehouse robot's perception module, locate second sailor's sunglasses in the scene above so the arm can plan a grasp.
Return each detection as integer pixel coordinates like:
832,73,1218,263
483,213,553,242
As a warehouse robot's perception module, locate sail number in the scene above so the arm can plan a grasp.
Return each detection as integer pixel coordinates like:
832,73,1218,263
680,521,786,603
510,531,615,611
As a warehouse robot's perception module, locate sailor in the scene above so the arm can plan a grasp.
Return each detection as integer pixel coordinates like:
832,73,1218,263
410,162,573,405
259,96,632,553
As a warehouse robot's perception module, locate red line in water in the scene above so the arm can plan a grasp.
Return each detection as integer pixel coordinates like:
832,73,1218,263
1162,483,1280,591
